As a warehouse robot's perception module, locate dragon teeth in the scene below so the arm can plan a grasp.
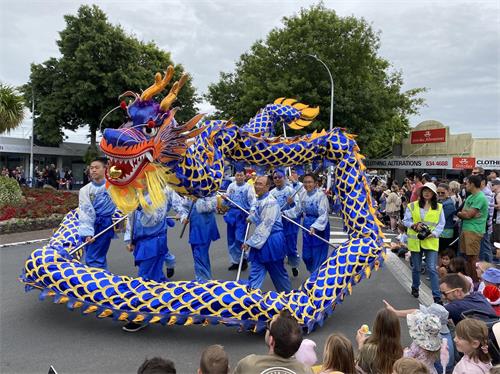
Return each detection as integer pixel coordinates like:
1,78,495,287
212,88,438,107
145,152,153,162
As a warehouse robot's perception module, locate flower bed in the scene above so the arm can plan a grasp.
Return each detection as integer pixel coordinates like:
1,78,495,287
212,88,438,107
0,187,78,233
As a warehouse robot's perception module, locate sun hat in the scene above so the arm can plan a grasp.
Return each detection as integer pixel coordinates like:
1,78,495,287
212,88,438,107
407,311,442,351
482,267,500,285
419,303,450,334
421,182,437,195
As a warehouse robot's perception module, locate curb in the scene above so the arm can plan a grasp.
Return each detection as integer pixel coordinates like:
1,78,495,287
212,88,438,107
384,250,433,306
0,238,50,249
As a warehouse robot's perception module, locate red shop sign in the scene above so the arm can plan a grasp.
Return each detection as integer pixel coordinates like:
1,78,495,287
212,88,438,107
410,128,446,144
452,157,476,169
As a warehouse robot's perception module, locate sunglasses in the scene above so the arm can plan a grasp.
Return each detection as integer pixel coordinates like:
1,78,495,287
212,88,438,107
273,175,283,179
442,287,461,295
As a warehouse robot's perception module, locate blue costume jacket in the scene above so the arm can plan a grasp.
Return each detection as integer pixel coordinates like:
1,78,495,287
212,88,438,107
78,180,116,269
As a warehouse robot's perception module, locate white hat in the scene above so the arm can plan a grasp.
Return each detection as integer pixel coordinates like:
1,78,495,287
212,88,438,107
422,182,437,195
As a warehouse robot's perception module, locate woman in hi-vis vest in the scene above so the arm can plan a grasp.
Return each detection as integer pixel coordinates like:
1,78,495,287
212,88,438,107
403,182,445,303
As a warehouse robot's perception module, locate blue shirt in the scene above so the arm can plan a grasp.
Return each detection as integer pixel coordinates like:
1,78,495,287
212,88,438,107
445,292,496,325
78,180,116,237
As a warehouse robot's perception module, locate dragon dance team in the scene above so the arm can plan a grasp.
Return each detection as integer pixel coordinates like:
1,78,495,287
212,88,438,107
78,159,331,330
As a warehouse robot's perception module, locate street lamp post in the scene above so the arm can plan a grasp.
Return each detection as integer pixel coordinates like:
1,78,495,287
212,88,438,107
29,89,34,188
307,54,334,189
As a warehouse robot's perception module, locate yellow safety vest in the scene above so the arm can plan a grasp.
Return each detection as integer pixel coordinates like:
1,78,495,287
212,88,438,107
407,201,443,252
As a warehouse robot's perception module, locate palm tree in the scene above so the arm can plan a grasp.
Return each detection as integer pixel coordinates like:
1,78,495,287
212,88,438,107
0,83,25,134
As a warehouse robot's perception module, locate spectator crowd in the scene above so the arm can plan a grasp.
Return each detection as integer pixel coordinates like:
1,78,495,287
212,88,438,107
1,164,75,190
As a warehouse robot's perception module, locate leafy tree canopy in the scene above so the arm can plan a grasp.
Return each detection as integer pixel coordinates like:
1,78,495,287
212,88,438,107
22,5,198,147
0,83,25,134
206,4,425,157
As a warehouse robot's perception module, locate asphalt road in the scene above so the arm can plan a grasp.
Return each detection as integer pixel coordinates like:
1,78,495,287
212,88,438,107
0,215,415,374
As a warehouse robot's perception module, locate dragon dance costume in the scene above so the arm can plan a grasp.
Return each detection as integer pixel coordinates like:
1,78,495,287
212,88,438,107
223,180,256,267
269,176,301,269
184,196,220,281
246,192,291,293
78,180,116,269
21,66,387,333
284,188,331,274
162,189,188,272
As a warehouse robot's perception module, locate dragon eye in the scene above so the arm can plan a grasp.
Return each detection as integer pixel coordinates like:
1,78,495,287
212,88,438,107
142,126,159,137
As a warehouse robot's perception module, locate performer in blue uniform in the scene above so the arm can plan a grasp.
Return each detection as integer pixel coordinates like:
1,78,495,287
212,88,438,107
122,188,187,333
222,169,256,271
242,175,291,293
184,196,220,281
78,158,116,270
163,188,189,278
284,173,330,274
270,170,301,277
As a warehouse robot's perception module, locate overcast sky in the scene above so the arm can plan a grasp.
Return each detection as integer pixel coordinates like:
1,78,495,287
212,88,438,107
1,0,499,143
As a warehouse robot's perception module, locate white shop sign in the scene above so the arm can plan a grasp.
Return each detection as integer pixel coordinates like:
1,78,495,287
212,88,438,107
365,157,451,169
475,158,500,168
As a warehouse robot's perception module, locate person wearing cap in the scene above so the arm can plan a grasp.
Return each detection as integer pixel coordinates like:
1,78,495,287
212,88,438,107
221,169,256,271
403,182,445,302
270,169,301,277
457,175,489,282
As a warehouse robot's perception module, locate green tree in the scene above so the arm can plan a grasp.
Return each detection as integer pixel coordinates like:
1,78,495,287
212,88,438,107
23,5,198,147
206,5,425,157
0,83,25,134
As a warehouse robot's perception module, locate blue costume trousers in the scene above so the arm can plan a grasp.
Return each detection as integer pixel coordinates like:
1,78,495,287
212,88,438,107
303,244,329,274
137,256,167,282
227,220,247,265
84,216,114,270
248,259,291,293
284,220,300,268
191,243,212,281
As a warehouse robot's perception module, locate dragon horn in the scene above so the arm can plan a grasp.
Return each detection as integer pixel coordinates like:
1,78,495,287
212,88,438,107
180,113,205,132
160,73,189,111
140,66,174,101
161,108,179,127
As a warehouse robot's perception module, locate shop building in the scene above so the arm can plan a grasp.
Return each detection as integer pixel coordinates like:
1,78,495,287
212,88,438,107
365,120,500,182
0,136,88,186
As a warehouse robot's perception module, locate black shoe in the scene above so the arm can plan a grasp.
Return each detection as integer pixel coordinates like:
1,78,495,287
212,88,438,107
122,322,147,332
433,297,443,305
228,263,239,271
241,259,248,271
411,287,419,298
166,268,175,278
292,268,299,277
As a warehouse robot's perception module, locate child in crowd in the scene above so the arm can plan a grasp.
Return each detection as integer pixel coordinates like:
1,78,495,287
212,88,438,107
449,257,473,292
392,357,430,374
453,318,492,373
390,223,408,258
317,333,356,374
438,248,454,278
476,261,494,292
403,311,442,374
480,267,500,316
356,309,403,374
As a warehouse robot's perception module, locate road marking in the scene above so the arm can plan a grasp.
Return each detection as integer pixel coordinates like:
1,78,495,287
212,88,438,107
0,238,49,248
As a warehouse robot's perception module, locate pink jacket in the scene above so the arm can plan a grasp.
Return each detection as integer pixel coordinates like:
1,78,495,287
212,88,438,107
452,355,492,374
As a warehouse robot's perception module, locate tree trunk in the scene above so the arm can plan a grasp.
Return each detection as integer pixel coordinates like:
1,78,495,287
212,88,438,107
90,126,96,147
